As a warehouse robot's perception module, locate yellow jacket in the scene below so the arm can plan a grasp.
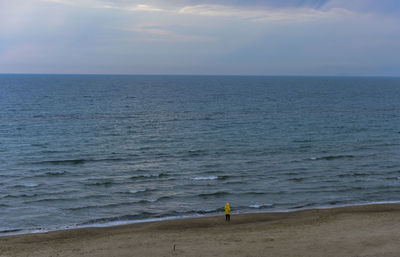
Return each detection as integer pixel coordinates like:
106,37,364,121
224,203,231,215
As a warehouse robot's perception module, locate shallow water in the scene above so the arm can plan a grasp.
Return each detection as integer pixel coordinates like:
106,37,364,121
0,75,399,234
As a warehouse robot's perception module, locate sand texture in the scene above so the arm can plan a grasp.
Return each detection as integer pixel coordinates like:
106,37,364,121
1,204,400,257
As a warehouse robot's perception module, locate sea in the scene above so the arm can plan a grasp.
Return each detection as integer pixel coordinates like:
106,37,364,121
0,75,399,235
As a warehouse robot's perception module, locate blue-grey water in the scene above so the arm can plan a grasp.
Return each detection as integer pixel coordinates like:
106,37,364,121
0,75,399,234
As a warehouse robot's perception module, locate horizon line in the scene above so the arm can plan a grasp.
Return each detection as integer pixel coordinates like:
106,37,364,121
1,73,399,78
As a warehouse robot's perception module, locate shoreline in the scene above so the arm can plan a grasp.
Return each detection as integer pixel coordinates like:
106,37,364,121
2,200,400,237
2,203,400,256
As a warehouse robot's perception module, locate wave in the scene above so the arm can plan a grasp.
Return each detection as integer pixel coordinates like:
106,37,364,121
193,207,225,214
129,173,170,180
142,199,158,203
164,207,226,216
127,189,153,194
128,189,146,194
337,172,370,178
385,176,400,180
155,196,172,202
1,193,38,199
384,165,399,169
23,197,75,204
306,155,355,161
13,183,41,188
79,212,157,226
31,159,88,165
249,203,273,209
327,200,350,206
292,139,312,143
125,198,159,204
192,175,230,181
65,196,168,211
84,180,114,187
284,171,300,176
46,170,67,176
79,207,227,227
199,163,223,169
66,202,136,211
192,176,217,181
1,190,79,199
223,181,247,185
33,171,68,177
244,191,268,196
288,177,305,182
22,193,118,204
78,201,319,229
186,149,208,157
130,174,158,179
387,170,400,175
7,200,400,237
0,229,23,234
217,175,230,180
292,203,319,209
198,191,230,198
76,202,287,229
70,201,147,211
28,158,126,166
334,186,365,193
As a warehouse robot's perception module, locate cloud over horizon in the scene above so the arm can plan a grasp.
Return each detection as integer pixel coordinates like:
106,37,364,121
0,0,399,75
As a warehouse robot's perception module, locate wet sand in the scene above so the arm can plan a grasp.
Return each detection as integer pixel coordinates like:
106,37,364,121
1,204,400,257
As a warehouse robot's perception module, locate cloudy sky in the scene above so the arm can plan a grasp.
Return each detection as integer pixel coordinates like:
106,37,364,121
1,0,399,75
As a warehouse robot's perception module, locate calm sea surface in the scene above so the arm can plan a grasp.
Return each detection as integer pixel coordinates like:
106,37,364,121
0,75,399,234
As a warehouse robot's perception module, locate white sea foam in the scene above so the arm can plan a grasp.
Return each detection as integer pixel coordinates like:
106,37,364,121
4,201,400,237
192,176,218,181
21,183,40,188
249,204,273,209
128,189,147,194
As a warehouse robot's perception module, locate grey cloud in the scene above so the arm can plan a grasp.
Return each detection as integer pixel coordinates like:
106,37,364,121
323,0,400,13
120,0,329,9
179,0,328,8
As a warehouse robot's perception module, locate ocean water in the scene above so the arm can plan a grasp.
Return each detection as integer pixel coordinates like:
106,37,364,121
0,75,399,234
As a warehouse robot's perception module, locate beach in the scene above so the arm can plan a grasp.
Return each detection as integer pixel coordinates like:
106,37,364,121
1,204,400,257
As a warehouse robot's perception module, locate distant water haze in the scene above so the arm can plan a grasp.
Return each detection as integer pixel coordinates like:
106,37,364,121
0,75,399,234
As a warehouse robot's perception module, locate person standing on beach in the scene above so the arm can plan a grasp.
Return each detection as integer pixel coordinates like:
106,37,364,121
225,202,231,221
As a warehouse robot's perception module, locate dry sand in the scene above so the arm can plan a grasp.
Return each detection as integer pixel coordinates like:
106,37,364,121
1,204,400,257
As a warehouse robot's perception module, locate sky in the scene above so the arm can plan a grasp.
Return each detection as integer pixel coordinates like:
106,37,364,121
1,0,399,75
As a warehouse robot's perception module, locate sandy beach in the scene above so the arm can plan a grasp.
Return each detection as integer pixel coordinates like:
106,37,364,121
1,204,400,257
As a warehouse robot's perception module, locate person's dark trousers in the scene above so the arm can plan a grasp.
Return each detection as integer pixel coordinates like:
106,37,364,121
225,214,230,221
